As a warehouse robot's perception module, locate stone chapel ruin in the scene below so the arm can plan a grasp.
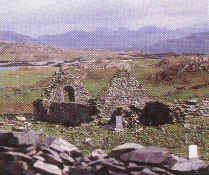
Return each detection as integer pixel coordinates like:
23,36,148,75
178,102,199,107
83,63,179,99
33,68,98,126
33,66,185,127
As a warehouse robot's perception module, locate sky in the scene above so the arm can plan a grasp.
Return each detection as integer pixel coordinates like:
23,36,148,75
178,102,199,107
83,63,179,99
0,0,208,37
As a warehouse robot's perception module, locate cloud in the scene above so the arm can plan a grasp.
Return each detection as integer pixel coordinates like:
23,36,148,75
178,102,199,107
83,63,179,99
0,0,208,36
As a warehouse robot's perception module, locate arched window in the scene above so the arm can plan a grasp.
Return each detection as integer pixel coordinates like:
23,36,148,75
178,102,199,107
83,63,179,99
64,86,75,102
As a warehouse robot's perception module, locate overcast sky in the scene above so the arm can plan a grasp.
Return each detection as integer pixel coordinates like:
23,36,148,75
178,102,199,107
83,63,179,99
0,0,208,37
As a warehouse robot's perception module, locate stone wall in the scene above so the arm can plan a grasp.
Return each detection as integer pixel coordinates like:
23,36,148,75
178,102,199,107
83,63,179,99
155,56,209,81
33,68,94,126
33,100,99,126
97,70,151,118
42,68,90,108
0,131,208,175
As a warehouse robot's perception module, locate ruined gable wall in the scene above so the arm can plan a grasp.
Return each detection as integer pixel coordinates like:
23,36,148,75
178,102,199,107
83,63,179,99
33,69,91,123
97,70,151,117
42,69,90,107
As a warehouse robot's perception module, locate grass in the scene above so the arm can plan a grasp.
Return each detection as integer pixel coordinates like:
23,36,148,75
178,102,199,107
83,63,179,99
129,59,208,102
0,67,56,113
82,79,108,98
0,115,208,161
0,67,56,88
0,90,43,104
164,88,209,102
0,57,208,162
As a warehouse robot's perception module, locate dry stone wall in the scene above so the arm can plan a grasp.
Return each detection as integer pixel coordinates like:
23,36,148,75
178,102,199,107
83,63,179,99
155,56,209,81
0,131,208,175
97,70,151,117
64,72,90,105
42,69,90,107
33,68,92,125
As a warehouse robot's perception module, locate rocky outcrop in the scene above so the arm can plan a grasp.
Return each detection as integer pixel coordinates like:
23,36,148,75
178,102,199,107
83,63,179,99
0,131,208,175
155,56,209,81
173,98,209,118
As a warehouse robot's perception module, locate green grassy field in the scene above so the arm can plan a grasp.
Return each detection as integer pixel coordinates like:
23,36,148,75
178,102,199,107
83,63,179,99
0,67,56,113
0,58,208,162
1,114,208,161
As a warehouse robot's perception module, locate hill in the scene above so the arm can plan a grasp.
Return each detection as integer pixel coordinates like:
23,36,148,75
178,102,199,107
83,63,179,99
37,26,196,51
0,27,208,54
0,40,118,62
148,32,209,54
0,31,40,45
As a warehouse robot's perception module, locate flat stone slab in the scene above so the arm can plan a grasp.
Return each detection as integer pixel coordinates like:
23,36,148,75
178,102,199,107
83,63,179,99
33,160,62,175
186,99,199,105
109,143,144,159
0,151,32,162
120,146,173,165
39,136,82,157
171,158,209,172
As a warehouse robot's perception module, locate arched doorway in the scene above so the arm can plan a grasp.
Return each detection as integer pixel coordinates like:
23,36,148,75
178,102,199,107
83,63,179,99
64,86,75,102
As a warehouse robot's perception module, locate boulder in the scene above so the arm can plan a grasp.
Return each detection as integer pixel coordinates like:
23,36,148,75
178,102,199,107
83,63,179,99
171,157,209,173
120,146,176,167
186,99,199,105
89,149,108,161
39,136,82,157
109,143,144,159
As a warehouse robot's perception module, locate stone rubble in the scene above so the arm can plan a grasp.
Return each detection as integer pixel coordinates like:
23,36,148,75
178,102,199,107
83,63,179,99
155,56,209,81
102,100,186,130
0,131,208,175
173,98,209,117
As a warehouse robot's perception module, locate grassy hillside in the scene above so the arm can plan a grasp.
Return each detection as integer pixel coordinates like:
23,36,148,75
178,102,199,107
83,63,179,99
82,57,208,102
0,40,117,62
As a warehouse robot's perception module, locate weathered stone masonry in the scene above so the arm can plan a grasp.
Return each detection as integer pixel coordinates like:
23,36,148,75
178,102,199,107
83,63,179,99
0,131,208,175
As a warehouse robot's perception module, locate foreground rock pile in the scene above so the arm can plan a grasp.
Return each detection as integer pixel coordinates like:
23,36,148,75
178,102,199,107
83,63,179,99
0,131,208,175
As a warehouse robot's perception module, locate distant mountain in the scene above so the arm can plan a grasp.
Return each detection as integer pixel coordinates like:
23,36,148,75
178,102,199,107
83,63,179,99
0,31,39,45
1,26,208,54
38,26,193,50
136,26,170,35
148,32,209,54
180,24,208,34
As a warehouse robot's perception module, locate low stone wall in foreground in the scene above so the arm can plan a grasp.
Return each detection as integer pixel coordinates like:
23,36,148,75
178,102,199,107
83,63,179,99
0,131,208,175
